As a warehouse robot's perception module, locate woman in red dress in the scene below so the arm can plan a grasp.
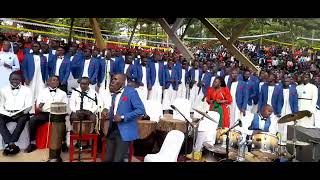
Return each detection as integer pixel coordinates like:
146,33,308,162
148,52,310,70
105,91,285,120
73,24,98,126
206,76,232,128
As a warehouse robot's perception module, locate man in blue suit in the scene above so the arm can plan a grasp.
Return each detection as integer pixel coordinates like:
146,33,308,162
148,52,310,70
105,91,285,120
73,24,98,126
272,76,299,141
22,42,48,113
136,57,151,103
176,60,189,99
48,47,70,93
248,104,275,133
148,54,165,104
227,69,249,126
188,61,201,111
103,73,145,162
65,45,84,93
162,58,178,111
258,73,277,113
78,48,99,89
98,49,115,91
123,55,138,85
115,51,125,74
242,70,258,113
197,64,212,102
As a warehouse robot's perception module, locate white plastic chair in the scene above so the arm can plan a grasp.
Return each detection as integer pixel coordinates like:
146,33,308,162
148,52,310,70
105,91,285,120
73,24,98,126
144,130,184,162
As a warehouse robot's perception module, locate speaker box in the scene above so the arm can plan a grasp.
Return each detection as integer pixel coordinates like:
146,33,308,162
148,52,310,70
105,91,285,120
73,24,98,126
287,126,320,162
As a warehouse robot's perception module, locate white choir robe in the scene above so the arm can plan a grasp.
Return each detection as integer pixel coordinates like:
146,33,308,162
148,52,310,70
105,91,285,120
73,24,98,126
136,66,148,105
0,51,20,89
194,111,219,152
297,83,318,128
177,69,188,99
162,85,177,111
67,56,79,93
149,63,162,104
230,81,243,127
277,89,293,142
28,55,46,113
99,59,112,91
189,69,200,112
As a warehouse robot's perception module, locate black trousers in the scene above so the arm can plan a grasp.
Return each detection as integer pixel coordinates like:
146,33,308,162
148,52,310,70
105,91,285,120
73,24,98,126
105,124,130,162
28,112,50,142
0,114,29,144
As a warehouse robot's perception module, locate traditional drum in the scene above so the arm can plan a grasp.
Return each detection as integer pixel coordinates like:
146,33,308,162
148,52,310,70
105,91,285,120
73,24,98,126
72,120,95,135
214,128,242,154
251,132,279,159
49,122,65,150
157,118,187,133
50,102,67,115
138,120,157,139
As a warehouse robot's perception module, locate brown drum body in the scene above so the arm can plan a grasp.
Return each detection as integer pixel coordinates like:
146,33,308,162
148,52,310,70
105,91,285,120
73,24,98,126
157,118,187,133
138,120,157,139
215,128,242,153
49,122,65,150
50,102,67,115
72,120,95,134
251,132,279,159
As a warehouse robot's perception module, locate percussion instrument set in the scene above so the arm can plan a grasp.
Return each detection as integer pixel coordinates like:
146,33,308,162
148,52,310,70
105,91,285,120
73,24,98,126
203,110,312,162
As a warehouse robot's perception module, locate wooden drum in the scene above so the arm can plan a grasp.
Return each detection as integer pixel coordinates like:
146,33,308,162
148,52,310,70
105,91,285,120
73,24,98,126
138,120,157,139
157,118,187,133
50,102,67,115
72,120,95,135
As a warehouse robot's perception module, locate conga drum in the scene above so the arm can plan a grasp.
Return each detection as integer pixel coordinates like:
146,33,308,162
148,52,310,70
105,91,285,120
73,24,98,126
48,102,67,159
133,120,158,156
154,118,189,153
72,120,95,135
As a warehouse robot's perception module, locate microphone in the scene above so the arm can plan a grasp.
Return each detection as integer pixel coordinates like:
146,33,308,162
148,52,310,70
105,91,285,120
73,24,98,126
238,119,242,127
170,105,177,110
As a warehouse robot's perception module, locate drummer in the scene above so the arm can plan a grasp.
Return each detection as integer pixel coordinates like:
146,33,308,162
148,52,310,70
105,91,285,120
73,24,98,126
25,76,68,158
248,104,277,134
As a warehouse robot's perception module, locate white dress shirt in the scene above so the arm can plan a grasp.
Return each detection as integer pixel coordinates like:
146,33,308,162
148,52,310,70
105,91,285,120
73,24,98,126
69,87,98,113
37,87,68,112
113,88,124,115
0,51,20,89
55,56,64,76
267,86,275,105
43,53,49,63
0,85,32,113
82,59,91,77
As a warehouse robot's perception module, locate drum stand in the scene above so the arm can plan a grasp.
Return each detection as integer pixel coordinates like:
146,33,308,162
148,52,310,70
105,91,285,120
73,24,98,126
220,120,242,162
73,88,97,162
292,120,298,162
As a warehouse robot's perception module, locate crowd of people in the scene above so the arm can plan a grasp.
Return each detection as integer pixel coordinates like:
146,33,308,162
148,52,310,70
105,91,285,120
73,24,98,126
1,32,320,162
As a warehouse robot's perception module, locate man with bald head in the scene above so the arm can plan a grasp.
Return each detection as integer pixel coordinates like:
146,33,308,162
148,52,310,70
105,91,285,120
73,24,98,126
104,73,145,162
248,104,277,134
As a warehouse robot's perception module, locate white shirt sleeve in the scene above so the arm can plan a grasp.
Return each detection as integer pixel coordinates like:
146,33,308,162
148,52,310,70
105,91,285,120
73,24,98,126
69,91,77,113
24,87,33,109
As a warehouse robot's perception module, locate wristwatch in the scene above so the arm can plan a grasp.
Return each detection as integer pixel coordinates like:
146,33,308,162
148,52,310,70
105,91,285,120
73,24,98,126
121,115,125,121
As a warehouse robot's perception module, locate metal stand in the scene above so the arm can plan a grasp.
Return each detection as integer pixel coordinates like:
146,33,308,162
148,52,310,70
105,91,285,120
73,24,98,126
72,88,97,162
292,120,297,162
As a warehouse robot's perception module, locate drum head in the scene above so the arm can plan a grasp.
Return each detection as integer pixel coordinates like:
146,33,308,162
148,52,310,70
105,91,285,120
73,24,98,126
251,150,278,160
212,145,237,155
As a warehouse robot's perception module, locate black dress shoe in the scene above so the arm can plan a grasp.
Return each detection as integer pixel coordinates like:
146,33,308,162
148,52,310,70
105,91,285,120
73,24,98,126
25,144,37,153
9,144,20,155
2,146,10,156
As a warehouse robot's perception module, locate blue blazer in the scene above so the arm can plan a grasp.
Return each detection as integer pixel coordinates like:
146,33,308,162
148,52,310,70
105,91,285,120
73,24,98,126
78,58,100,85
163,66,179,90
175,62,182,83
124,64,138,82
248,114,271,132
199,71,212,96
22,53,48,83
149,61,165,86
97,58,116,84
227,80,249,110
136,64,152,88
65,53,84,79
258,84,276,112
108,86,145,141
244,80,257,106
188,68,200,84
48,56,71,85
272,83,299,115
115,56,125,74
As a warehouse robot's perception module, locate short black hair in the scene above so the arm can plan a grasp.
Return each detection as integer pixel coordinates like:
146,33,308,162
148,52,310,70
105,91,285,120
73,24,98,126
215,76,226,87
9,71,21,80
